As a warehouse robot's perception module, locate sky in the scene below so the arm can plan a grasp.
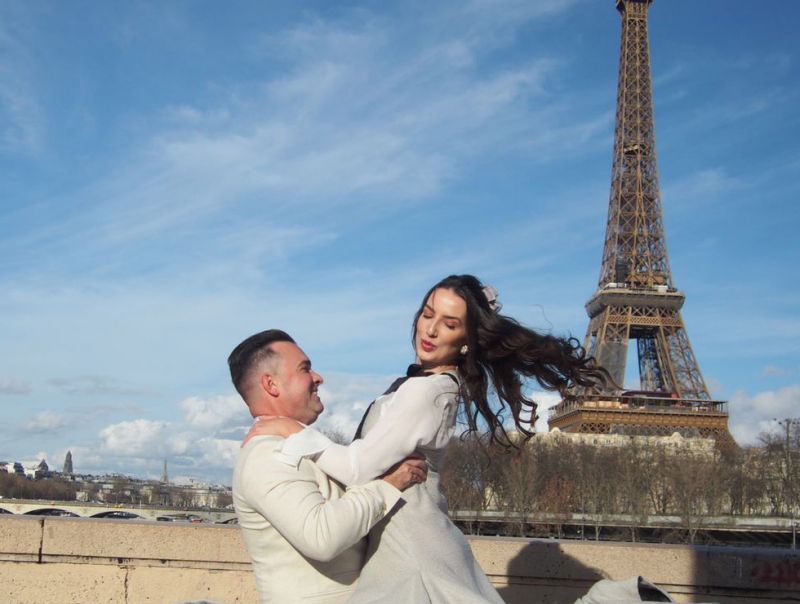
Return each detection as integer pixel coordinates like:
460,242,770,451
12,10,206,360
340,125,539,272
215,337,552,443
1,0,798,486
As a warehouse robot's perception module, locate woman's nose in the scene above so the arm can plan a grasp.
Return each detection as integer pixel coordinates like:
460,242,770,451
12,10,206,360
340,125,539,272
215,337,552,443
425,321,437,336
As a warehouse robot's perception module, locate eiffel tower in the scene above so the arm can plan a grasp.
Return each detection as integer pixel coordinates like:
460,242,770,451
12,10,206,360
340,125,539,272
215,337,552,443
549,0,731,440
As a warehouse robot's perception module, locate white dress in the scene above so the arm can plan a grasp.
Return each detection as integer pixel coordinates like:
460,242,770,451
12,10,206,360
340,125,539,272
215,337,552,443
280,372,504,604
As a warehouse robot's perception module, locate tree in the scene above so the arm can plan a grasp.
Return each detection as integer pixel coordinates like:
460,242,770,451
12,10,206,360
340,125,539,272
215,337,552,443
759,419,800,516
441,434,499,512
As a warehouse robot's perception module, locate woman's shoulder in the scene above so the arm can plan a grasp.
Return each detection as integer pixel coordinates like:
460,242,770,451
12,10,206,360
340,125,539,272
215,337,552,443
397,371,459,397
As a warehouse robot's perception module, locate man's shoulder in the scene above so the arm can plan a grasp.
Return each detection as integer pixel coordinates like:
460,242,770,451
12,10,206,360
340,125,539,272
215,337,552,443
237,435,282,465
235,436,323,483
233,437,345,511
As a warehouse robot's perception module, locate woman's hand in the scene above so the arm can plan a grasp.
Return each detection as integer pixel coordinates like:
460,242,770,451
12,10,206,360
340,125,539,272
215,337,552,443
242,417,304,447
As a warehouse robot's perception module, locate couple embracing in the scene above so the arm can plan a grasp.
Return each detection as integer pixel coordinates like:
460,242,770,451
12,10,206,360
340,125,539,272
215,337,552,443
229,274,608,603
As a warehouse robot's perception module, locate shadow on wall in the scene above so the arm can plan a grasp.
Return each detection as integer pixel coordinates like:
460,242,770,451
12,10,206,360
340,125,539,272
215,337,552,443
496,537,800,603
690,543,800,603
495,539,604,604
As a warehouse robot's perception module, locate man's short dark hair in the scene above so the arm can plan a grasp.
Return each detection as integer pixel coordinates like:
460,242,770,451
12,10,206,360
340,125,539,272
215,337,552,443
228,329,295,398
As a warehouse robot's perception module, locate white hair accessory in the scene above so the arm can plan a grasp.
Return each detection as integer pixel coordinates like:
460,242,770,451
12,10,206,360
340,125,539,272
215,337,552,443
482,285,502,312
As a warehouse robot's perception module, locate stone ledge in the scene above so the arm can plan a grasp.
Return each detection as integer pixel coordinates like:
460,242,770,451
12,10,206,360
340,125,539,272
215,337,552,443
1,516,798,603
0,515,41,561
41,516,250,568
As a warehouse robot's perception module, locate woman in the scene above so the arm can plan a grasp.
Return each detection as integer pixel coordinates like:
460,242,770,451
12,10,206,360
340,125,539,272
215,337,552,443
247,275,608,603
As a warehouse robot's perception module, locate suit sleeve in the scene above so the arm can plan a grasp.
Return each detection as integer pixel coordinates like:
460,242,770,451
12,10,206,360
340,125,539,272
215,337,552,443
313,375,457,485
239,441,401,562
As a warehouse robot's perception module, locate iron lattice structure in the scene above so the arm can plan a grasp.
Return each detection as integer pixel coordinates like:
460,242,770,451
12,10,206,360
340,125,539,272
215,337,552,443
549,0,731,441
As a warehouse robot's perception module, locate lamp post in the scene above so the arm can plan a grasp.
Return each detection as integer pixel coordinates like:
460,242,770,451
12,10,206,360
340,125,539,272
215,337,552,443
772,418,800,520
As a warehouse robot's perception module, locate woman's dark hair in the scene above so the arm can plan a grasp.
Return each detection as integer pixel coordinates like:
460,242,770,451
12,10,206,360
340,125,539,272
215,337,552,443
411,274,610,448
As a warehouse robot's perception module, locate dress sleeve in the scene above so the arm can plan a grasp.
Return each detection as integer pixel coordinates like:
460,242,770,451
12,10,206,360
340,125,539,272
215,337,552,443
290,374,457,486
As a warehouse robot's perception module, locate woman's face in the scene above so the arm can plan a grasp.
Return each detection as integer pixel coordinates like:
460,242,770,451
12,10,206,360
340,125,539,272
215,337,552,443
415,287,468,371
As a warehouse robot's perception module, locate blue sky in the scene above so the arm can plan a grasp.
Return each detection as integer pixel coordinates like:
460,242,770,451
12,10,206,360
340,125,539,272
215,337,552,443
1,0,798,485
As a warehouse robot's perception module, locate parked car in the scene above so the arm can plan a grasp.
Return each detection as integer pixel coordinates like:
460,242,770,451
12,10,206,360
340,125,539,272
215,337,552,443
93,511,141,520
24,509,79,517
156,513,203,523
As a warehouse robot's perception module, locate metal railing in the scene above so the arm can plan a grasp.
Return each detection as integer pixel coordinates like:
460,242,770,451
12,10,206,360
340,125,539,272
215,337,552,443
550,394,728,418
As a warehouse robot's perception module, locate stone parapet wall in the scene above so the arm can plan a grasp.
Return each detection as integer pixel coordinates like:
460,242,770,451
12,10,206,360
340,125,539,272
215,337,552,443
1,515,797,603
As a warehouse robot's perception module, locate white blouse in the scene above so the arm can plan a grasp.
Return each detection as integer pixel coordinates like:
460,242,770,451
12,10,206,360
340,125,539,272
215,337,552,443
279,373,460,486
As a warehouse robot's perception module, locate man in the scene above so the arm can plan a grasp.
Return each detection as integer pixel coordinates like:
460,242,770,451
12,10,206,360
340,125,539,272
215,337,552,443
229,329,425,603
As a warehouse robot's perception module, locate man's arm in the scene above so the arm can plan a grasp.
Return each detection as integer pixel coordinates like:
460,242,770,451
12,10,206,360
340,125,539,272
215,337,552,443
238,443,423,562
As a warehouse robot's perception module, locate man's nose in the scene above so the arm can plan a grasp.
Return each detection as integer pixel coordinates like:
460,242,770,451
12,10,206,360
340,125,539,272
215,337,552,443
312,371,323,385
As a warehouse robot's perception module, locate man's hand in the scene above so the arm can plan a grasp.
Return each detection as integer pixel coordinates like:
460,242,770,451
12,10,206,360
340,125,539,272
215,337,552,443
380,455,428,491
242,417,303,447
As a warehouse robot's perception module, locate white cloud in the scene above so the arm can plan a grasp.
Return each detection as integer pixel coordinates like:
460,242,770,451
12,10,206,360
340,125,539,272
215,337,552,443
195,437,241,468
0,378,31,395
180,394,249,431
729,384,800,445
48,445,104,475
100,419,171,456
529,390,562,434
24,410,67,433
92,400,251,482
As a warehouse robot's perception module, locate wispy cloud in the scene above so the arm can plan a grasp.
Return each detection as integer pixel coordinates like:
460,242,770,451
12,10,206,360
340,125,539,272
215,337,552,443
662,168,744,208
761,365,792,379
47,376,149,397
0,378,31,395
2,1,609,281
0,18,44,155
24,410,67,433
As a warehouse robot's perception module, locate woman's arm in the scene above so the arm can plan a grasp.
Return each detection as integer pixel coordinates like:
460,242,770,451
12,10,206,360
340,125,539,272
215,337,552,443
301,375,457,486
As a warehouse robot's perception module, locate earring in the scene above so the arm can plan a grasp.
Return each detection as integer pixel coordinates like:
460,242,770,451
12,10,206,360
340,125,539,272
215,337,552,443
460,345,468,355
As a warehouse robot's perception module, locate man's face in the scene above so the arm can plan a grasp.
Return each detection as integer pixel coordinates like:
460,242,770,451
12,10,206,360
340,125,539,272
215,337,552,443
271,341,324,425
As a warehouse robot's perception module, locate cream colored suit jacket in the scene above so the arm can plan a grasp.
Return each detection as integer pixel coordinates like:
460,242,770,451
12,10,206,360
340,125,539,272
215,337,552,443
233,435,402,603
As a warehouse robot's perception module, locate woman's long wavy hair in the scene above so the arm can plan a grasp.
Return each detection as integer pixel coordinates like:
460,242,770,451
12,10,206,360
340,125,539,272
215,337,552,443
411,274,610,448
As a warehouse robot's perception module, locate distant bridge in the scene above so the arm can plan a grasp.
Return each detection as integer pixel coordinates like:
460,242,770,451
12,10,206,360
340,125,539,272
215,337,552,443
0,499,237,523
2,499,797,547
450,510,799,547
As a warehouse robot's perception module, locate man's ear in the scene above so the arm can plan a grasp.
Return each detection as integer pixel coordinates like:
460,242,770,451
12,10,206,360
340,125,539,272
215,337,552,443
261,373,280,397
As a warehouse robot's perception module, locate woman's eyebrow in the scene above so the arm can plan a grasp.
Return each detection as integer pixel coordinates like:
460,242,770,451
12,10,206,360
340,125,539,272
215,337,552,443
427,307,463,323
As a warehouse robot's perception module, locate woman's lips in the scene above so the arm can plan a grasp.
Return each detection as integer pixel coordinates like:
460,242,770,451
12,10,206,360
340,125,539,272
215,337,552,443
420,339,436,352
